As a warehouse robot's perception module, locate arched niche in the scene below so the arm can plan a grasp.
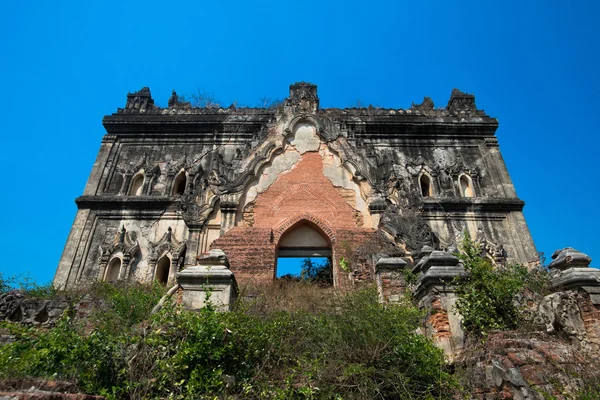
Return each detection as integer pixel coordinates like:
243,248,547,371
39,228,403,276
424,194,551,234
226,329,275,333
419,173,433,197
155,255,171,284
129,173,144,196
105,257,122,282
459,174,475,198
172,171,187,196
286,122,320,154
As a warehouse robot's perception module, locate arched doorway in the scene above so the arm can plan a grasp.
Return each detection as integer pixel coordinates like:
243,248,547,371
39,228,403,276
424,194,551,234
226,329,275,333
276,221,333,285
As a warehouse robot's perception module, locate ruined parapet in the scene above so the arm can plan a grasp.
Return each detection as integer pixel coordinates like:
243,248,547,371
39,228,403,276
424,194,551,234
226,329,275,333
549,248,600,304
375,257,408,303
177,249,238,311
413,247,466,359
541,248,600,354
459,331,595,399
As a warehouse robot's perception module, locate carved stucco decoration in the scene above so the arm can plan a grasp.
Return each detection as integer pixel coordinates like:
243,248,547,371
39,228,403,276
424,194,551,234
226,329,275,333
379,202,440,254
117,154,161,195
165,153,205,196
120,87,155,113
148,226,187,277
99,226,140,280
180,191,219,229
286,82,320,114
475,228,507,265
446,88,477,113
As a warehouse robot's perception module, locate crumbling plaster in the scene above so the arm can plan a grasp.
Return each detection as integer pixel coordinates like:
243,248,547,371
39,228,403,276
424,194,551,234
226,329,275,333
54,82,539,290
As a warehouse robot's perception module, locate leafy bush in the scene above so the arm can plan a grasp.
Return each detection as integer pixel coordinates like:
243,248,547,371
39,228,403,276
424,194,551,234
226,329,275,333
85,281,165,332
0,283,460,399
454,234,529,336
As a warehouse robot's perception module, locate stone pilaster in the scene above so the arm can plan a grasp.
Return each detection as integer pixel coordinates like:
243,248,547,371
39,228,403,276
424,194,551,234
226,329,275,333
177,249,237,311
413,248,465,359
375,257,408,303
220,201,238,235
549,248,600,305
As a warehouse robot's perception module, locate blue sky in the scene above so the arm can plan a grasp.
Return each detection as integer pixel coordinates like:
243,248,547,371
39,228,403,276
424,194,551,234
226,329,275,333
1,1,598,284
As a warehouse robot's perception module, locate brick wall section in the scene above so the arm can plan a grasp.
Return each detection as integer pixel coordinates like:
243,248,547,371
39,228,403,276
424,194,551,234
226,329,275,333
377,270,406,303
252,152,361,229
210,227,275,283
460,331,596,399
211,151,376,284
429,296,452,339
577,292,600,354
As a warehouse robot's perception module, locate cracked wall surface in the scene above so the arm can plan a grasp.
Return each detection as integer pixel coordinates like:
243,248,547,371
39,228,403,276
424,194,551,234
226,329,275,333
54,82,538,290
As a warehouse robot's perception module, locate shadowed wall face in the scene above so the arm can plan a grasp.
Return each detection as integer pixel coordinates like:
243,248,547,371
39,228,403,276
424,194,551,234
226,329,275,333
53,83,537,290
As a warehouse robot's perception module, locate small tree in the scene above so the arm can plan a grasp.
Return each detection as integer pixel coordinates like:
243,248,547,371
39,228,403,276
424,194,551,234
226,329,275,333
190,86,221,108
300,258,333,286
454,233,528,336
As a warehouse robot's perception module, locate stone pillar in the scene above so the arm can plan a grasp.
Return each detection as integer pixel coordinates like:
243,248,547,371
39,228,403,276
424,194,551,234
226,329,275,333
184,228,202,267
177,249,237,311
185,173,195,195
413,248,466,359
165,172,176,195
220,201,238,235
142,172,153,195
375,257,408,303
368,200,387,229
120,173,133,195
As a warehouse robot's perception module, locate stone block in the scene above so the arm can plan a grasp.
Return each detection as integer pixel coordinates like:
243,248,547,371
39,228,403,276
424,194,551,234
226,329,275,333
549,248,600,305
375,257,407,272
177,249,237,311
548,248,592,271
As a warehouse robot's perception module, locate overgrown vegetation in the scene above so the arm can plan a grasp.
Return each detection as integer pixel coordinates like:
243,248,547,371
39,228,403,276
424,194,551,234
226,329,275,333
0,271,56,298
0,283,460,399
453,233,531,336
453,233,554,338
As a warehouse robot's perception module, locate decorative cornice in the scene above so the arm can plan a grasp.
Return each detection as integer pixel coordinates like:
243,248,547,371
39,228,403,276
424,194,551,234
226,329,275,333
76,195,175,209
420,198,525,213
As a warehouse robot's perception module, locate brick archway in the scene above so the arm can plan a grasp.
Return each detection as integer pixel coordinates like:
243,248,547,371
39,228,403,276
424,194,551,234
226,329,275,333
273,213,336,244
274,215,335,284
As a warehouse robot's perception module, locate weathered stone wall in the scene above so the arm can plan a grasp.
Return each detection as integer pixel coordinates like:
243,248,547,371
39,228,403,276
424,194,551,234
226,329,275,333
55,83,538,290
460,331,596,399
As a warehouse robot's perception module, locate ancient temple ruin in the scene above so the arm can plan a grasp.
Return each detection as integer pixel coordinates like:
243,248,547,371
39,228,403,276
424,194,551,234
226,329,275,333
54,82,538,290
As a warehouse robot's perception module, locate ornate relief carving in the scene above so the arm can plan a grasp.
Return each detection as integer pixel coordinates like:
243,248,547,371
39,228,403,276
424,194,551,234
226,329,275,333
99,226,140,280
148,227,187,276
286,82,320,113
379,195,440,254
475,228,507,265
121,87,155,113
117,154,161,195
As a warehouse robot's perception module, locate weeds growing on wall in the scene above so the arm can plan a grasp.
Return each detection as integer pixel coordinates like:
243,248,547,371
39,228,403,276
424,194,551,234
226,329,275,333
453,233,530,336
0,283,461,399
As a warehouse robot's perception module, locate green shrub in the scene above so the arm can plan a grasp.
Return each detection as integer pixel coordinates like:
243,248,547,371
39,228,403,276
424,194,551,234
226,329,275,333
86,280,165,333
454,234,529,336
0,283,461,399
0,316,124,395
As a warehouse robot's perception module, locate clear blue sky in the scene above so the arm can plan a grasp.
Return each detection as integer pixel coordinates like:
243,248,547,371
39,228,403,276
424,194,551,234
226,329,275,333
1,1,598,285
